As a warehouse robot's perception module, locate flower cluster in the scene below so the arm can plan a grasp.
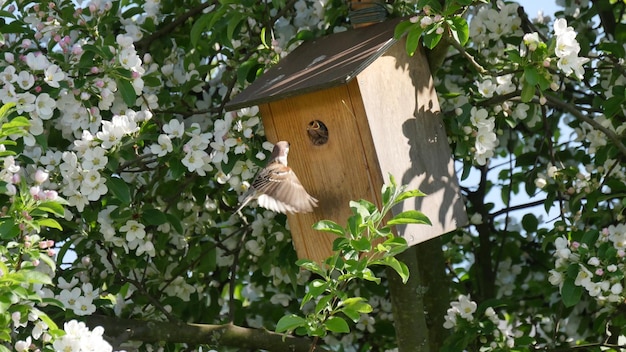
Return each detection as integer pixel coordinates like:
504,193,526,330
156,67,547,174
469,2,523,56
51,320,112,352
549,226,626,305
553,18,589,80
443,294,523,349
468,107,499,165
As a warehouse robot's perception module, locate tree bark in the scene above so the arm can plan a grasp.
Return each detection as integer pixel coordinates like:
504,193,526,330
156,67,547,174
387,245,430,352
387,237,451,352
415,236,451,350
83,315,328,352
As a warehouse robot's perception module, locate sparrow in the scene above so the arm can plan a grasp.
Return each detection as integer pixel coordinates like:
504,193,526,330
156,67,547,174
235,141,318,214
307,120,328,145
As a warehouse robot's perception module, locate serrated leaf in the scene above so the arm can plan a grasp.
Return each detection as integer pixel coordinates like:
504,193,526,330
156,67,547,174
324,316,350,333
388,210,431,226
275,314,306,333
107,177,131,204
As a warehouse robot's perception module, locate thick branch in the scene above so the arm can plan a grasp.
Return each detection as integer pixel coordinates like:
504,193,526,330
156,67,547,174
84,315,327,352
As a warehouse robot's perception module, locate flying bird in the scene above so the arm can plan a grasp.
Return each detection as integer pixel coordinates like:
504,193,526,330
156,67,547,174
235,141,318,214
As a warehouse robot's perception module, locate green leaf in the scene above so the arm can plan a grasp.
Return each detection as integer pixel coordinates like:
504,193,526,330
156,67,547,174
387,210,432,226
296,259,326,277
190,12,211,47
0,218,19,240
350,236,372,252
275,314,306,333
394,20,414,39
374,257,410,283
405,25,423,55
394,189,427,204
324,316,350,333
3,116,30,129
226,12,243,42
524,66,539,86
36,218,63,231
143,208,167,226
561,277,582,307
166,213,184,235
0,102,16,120
22,270,53,285
520,81,536,103
36,201,66,217
107,177,131,204
315,294,333,315
116,77,137,106
449,17,469,46
312,220,345,236
341,297,373,314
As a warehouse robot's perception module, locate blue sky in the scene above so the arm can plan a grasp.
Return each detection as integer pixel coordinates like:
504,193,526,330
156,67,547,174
519,0,558,18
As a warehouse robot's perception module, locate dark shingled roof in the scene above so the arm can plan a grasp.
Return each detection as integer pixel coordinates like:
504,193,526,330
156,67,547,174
225,18,402,111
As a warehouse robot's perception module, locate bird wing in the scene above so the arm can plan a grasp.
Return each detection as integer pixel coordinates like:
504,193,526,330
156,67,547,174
252,162,318,213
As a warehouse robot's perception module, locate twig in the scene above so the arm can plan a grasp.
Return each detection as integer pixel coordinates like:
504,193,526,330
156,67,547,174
543,93,626,158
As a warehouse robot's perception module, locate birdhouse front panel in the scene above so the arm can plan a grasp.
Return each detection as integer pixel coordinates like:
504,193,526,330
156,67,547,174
260,82,385,262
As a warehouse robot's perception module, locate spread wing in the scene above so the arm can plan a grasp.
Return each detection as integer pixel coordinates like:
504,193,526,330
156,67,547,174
252,162,318,214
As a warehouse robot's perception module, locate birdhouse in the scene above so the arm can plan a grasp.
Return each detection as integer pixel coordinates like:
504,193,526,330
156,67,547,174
225,18,467,263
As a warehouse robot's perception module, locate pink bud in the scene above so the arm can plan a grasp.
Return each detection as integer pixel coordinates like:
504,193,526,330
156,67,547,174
35,86,42,93
595,269,604,276
43,190,58,201
570,241,580,250
30,185,41,199
34,169,49,184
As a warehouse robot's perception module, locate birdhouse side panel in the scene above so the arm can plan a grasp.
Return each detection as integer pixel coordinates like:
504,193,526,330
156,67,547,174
354,41,468,246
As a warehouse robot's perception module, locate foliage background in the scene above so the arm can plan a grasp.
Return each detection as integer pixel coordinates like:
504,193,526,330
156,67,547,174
1,0,626,351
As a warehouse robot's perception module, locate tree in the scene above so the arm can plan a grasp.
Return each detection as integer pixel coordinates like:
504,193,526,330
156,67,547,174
1,0,625,351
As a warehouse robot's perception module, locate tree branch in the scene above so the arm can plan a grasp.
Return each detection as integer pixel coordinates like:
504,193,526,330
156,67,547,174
84,315,329,352
135,1,218,53
543,93,626,158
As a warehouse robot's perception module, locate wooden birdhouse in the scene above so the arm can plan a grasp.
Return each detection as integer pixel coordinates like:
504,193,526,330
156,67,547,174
225,18,467,263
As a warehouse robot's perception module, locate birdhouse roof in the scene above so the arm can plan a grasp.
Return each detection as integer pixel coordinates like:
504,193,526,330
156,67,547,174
225,18,403,111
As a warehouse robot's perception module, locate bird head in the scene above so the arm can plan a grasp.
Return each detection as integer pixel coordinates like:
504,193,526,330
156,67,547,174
271,141,290,166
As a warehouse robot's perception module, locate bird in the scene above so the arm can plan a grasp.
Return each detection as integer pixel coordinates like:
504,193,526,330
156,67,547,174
235,141,318,214
307,120,328,145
